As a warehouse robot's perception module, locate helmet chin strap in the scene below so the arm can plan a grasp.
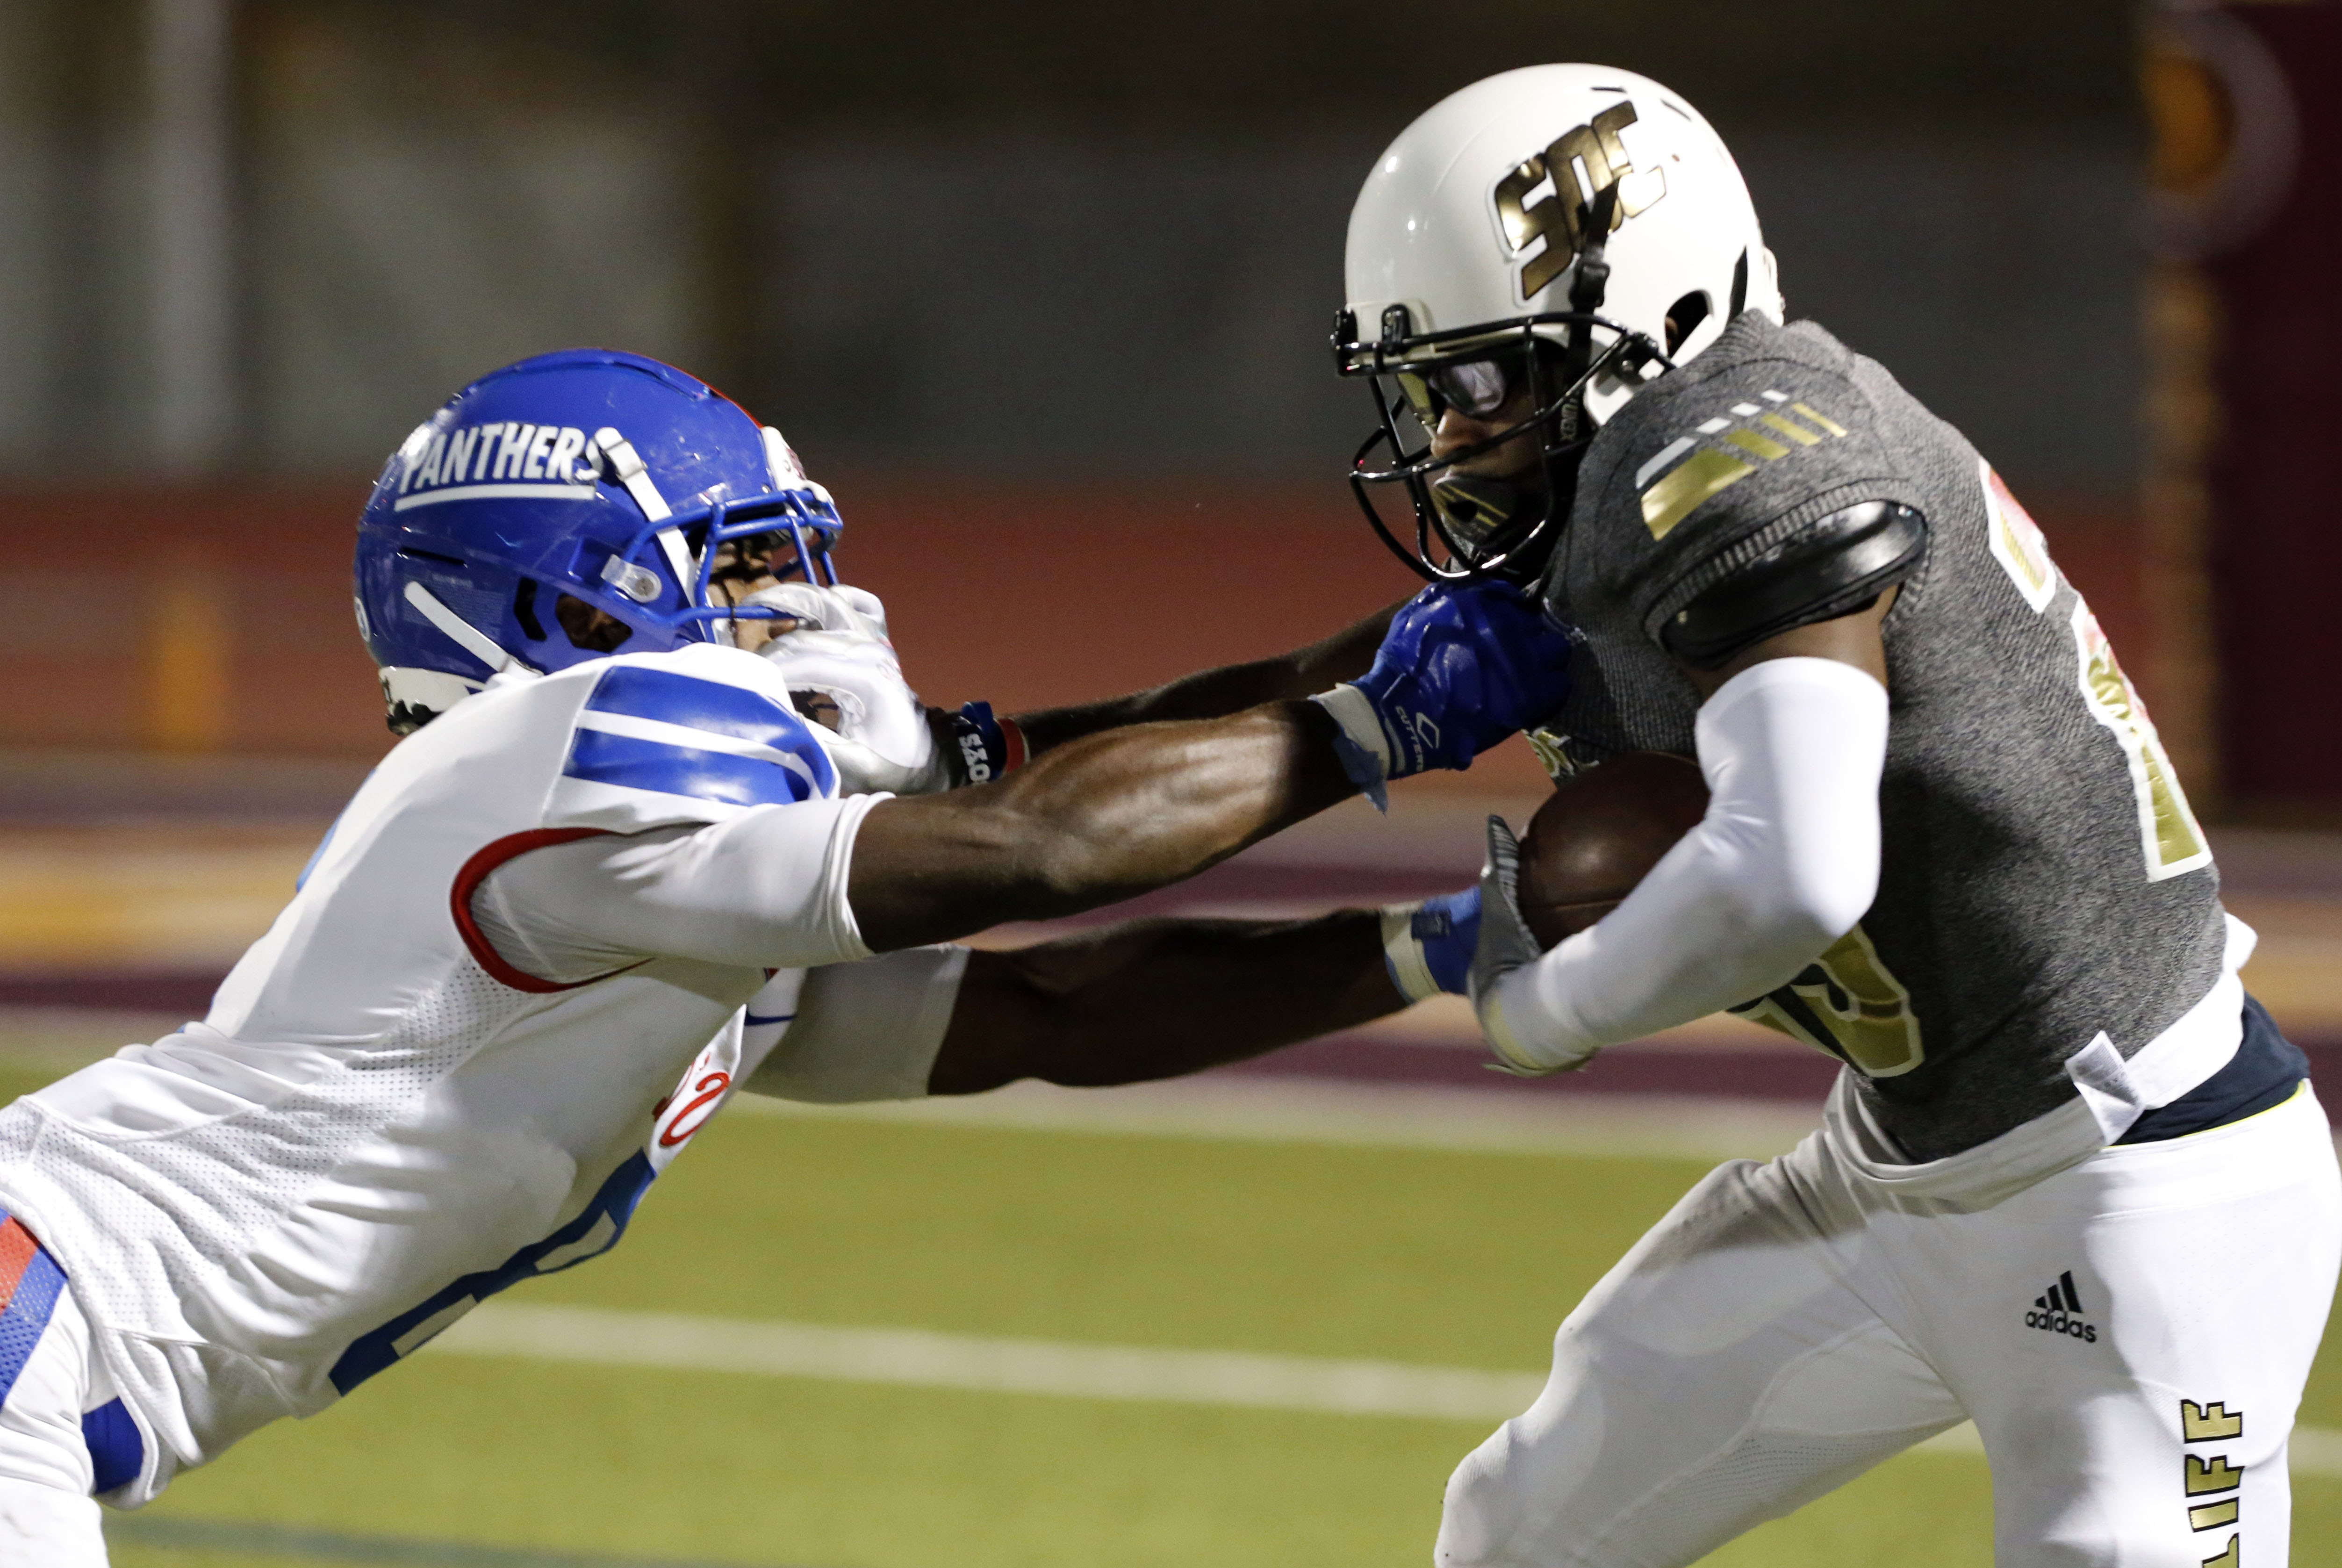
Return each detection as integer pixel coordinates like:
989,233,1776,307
593,426,696,593
1551,181,1620,446
1441,187,1620,579
1566,187,1619,321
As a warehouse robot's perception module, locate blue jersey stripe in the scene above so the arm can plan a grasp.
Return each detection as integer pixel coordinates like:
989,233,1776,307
0,1244,66,1408
585,665,805,745
563,727,821,807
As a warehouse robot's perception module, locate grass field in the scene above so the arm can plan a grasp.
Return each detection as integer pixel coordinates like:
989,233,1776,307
0,1048,2324,1568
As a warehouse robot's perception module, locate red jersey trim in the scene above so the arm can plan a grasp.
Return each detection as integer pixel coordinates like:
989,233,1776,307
0,1216,38,1305
451,827,645,994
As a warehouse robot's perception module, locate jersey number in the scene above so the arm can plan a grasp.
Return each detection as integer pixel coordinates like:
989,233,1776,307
1983,461,2209,883
1731,923,1924,1078
655,1072,730,1150
2070,603,2210,880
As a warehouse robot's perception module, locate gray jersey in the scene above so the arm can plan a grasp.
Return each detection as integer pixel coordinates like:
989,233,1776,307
1541,314,2226,1160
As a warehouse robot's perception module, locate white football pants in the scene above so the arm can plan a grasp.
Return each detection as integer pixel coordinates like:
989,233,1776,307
1437,1084,2341,1568
0,1280,108,1566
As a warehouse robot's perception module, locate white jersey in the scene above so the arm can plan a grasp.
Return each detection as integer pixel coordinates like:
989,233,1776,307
0,644,932,1503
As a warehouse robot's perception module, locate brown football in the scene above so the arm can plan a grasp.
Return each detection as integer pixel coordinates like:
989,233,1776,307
1516,751,1710,948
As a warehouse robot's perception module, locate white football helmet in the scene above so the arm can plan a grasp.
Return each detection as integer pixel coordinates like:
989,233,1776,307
1336,64,1783,580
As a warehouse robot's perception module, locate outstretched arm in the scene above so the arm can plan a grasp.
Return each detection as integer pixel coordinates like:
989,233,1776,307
849,701,1356,952
1006,602,1404,757
927,910,1405,1094
468,581,1570,996
853,580,1575,952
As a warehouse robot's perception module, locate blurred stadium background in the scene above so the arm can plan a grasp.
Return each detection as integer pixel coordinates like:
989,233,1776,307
1,1,2339,1564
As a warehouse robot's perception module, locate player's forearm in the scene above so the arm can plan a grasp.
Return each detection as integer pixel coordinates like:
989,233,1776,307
928,911,1401,1094
848,701,1357,951
1483,659,1887,1068
1009,602,1401,755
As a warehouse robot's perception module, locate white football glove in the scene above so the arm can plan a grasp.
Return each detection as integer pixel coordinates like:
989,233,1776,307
743,584,951,796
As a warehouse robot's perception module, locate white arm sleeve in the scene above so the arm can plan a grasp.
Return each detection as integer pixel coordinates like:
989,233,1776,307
471,794,885,980
740,945,969,1103
1483,657,1889,1067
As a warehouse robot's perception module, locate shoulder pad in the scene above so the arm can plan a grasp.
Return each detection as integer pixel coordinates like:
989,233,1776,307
1660,501,1925,669
546,649,838,833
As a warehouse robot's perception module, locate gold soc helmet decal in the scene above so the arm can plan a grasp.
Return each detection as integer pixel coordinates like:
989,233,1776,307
1491,101,1671,304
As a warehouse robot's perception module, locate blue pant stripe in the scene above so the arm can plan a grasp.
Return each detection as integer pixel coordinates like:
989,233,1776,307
82,1397,144,1496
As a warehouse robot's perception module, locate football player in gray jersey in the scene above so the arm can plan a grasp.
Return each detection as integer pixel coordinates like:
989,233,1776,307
1331,64,2340,1567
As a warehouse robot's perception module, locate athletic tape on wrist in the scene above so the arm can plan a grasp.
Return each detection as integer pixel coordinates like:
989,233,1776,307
1380,903,1438,1003
1311,685,1392,812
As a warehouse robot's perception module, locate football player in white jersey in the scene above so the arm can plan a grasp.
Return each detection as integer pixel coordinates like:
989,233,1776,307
0,348,1573,1561
1332,65,2340,1568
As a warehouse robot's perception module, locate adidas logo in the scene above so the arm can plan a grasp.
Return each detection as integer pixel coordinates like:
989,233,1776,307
2023,1269,2098,1343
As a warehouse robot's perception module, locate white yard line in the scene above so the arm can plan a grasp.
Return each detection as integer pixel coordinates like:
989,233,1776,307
438,1303,1544,1423
436,1303,2342,1478
103,1514,783,1568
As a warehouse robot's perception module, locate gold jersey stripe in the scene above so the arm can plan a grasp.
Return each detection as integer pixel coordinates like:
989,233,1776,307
1758,411,1825,446
1791,402,1848,437
1724,428,1792,460
1640,449,1755,539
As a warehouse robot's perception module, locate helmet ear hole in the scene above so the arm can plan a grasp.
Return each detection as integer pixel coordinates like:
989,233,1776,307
512,578,548,642
1664,292,1711,357
555,593,634,653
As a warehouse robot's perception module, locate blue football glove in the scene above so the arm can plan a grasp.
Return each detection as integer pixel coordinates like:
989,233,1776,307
1381,885,1481,1002
1313,581,1575,808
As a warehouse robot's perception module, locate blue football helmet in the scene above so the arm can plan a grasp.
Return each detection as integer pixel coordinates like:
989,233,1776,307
354,348,845,733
